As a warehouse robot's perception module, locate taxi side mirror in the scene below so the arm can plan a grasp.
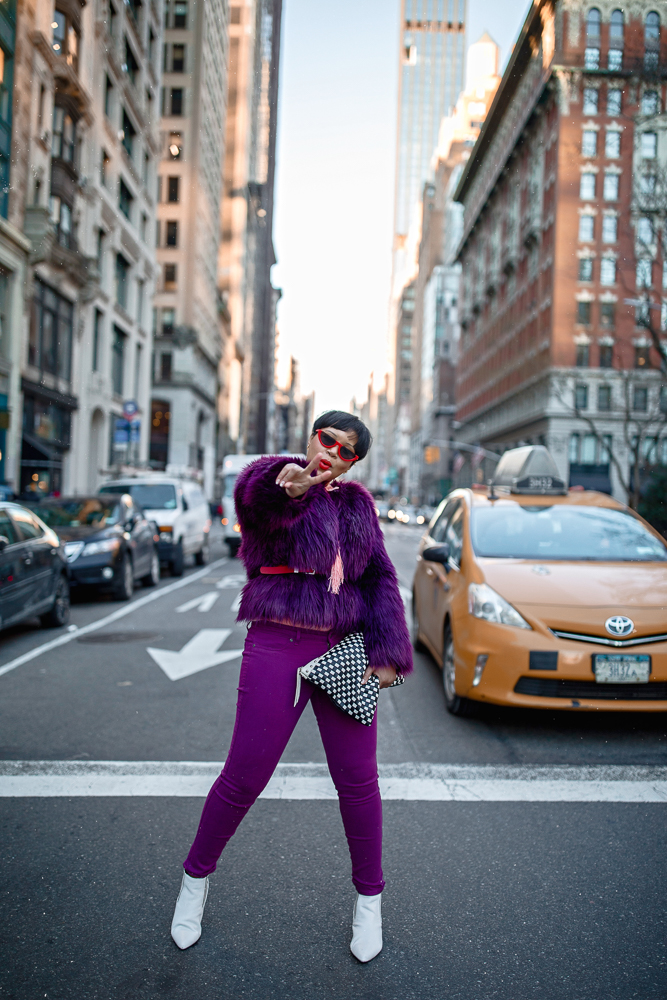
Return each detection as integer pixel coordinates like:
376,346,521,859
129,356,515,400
423,543,450,567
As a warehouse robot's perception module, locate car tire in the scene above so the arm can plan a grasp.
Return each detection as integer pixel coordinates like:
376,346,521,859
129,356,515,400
142,549,160,587
114,554,134,600
411,593,426,652
195,536,210,566
442,624,475,717
226,540,239,559
170,541,184,577
40,575,70,628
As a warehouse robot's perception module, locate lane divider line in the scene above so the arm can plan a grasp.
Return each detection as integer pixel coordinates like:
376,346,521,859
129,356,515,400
0,558,230,679
1,762,666,801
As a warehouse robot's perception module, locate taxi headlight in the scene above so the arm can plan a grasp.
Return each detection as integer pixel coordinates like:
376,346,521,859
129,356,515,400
468,583,531,630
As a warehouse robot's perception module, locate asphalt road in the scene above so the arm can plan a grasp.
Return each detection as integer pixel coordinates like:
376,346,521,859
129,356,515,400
0,523,665,1000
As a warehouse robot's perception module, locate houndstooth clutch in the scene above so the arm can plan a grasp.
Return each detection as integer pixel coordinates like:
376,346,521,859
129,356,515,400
294,632,404,726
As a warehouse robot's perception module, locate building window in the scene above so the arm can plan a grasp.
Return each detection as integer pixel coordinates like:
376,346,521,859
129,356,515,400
600,257,616,285
642,90,659,115
578,258,593,281
150,400,170,469
52,8,79,71
601,215,617,242
605,131,620,157
105,76,113,118
660,386,667,413
168,132,182,159
92,309,103,371
641,132,657,159
164,262,177,289
231,5,241,24
581,434,597,464
127,0,142,25
140,212,148,243
134,342,142,398
51,106,76,163
600,302,616,330
637,217,654,245
575,383,589,410
115,253,129,309
610,9,624,39
100,149,109,187
584,47,599,70
121,109,136,159
28,279,74,380
600,343,613,367
633,385,648,411
641,173,657,195
171,43,185,72
607,88,622,116
579,215,594,241
580,172,596,199
608,48,623,71
600,435,612,463
124,38,139,85
577,300,591,324
603,173,619,200
636,259,652,288
166,220,178,246
587,8,600,36
160,352,173,381
576,343,590,366
583,88,598,114
167,176,180,202
161,307,175,334
112,326,126,396
635,346,651,369
582,130,597,157
49,195,74,249
598,384,611,411
569,433,580,463
644,11,660,70
119,178,133,220
170,87,183,115
174,1,188,27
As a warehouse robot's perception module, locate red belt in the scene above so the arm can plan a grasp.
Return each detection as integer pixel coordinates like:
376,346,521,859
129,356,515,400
260,566,315,575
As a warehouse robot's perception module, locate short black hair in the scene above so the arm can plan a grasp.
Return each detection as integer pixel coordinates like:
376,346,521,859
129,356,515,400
312,410,372,461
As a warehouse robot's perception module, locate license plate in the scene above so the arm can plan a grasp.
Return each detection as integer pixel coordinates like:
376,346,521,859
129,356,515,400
593,654,650,684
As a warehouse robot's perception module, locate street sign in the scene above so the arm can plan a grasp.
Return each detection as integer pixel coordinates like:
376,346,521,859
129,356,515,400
123,399,139,420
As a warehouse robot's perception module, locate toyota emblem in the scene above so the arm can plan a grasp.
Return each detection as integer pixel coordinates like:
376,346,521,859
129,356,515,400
605,615,634,637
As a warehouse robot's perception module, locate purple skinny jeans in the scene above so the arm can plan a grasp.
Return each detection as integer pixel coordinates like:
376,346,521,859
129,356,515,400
184,620,385,895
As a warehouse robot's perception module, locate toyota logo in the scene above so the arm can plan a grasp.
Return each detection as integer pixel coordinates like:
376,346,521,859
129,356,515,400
605,615,634,637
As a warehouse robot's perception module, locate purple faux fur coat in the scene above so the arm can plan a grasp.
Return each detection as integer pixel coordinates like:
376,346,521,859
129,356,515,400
235,456,413,675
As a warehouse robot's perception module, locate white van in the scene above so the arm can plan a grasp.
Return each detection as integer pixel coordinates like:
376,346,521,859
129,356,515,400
101,476,211,576
219,454,264,556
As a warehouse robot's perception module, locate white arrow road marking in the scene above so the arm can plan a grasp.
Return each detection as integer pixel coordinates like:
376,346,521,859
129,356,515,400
216,574,246,589
176,591,220,613
147,629,242,681
230,592,242,612
398,585,411,607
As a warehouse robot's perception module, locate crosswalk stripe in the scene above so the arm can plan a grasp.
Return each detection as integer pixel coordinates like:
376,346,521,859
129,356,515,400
1,762,666,801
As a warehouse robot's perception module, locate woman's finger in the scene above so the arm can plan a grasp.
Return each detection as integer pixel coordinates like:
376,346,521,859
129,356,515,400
361,666,374,685
303,453,323,474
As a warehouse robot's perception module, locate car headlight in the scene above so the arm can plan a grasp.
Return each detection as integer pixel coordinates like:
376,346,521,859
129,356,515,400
468,583,531,630
63,541,85,563
82,538,121,557
159,531,173,542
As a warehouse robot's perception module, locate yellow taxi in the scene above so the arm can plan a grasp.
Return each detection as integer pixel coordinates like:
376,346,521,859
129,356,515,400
411,446,667,714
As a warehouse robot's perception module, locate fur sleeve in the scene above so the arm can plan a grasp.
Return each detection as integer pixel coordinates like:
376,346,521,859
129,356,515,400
357,516,413,675
234,456,316,531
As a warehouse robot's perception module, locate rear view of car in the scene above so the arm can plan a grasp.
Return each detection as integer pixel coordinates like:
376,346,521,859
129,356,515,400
219,455,264,556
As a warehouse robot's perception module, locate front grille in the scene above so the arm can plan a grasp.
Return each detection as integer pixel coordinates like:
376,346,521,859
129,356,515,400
550,629,667,648
515,677,667,701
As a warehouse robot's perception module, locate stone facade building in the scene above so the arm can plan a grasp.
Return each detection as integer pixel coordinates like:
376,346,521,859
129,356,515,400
454,0,667,502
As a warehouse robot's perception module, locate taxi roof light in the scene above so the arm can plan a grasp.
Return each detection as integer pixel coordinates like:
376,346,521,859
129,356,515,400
491,445,567,496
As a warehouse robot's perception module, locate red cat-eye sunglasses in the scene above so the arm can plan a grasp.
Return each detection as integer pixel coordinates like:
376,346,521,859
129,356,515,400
317,429,358,462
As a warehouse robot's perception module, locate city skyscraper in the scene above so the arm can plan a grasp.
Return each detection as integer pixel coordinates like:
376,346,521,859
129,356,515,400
392,0,467,300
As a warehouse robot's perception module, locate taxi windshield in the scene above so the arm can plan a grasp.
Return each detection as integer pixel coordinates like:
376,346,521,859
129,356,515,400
470,504,667,561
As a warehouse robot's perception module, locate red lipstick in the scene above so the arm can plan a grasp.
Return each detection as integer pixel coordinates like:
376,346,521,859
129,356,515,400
319,459,332,471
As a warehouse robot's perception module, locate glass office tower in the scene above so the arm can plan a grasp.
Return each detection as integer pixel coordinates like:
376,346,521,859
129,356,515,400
392,0,466,296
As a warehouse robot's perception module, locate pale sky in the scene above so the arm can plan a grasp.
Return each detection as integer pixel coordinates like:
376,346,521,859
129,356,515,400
272,0,531,414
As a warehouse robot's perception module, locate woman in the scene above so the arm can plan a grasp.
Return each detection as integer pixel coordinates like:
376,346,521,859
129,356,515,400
171,410,412,961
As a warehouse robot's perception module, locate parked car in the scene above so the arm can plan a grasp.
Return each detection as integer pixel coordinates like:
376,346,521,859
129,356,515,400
27,494,160,600
220,454,265,556
101,477,211,576
0,502,70,631
412,445,667,716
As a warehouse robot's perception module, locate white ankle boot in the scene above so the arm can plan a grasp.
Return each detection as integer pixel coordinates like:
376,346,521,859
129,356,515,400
350,891,383,962
171,872,209,949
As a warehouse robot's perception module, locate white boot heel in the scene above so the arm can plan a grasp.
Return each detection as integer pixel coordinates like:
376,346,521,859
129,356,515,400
350,891,383,962
171,872,209,949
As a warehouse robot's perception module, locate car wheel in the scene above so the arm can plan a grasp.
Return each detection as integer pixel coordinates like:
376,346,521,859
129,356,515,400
170,541,184,577
411,592,426,652
40,575,70,628
195,536,210,566
442,624,474,717
142,549,160,587
114,554,134,600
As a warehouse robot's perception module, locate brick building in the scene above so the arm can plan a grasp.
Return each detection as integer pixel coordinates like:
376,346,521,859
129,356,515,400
454,0,667,501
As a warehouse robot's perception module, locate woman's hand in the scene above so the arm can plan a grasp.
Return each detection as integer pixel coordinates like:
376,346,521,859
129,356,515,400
362,666,397,689
276,454,332,497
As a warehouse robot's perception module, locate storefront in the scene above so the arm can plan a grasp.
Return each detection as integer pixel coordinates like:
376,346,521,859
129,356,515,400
20,379,77,496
